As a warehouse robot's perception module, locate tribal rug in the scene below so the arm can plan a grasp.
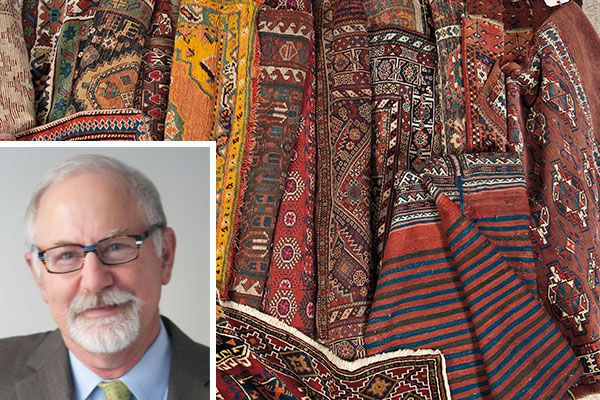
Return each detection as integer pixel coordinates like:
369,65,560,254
462,12,507,152
364,153,582,399
0,1,36,135
15,109,150,140
138,0,177,140
261,13,317,337
363,0,430,33
217,300,452,400
314,0,374,360
27,0,154,124
504,2,600,395
263,0,311,12
228,8,314,316
183,0,264,296
165,0,226,141
428,0,466,154
369,27,443,263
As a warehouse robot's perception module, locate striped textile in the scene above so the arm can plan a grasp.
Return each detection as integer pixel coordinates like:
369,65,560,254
364,153,581,399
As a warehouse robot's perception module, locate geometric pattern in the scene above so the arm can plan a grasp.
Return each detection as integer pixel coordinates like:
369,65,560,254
314,0,374,360
15,109,150,141
504,2,600,391
365,153,582,399
369,27,442,261
32,1,153,124
0,2,36,134
218,301,451,400
189,0,261,296
228,8,312,308
428,0,467,153
261,8,318,337
138,0,177,140
462,14,507,152
166,0,222,140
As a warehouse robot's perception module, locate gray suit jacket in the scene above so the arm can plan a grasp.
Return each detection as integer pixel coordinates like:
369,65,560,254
0,317,210,400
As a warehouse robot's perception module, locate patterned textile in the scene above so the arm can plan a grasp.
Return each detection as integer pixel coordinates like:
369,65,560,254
369,27,443,261
462,13,507,152
264,0,311,12
262,12,317,337
15,109,149,141
217,301,452,400
314,0,374,360
21,0,37,54
428,0,466,154
138,0,177,140
0,1,36,135
28,0,154,124
504,2,600,394
365,153,582,399
165,0,232,141
229,9,313,308
198,0,262,294
363,0,430,33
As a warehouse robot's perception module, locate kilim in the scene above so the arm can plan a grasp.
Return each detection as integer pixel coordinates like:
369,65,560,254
368,27,443,263
364,153,582,399
186,0,263,295
0,1,36,135
29,0,154,124
503,2,600,395
229,9,313,308
217,300,452,400
262,12,317,337
15,109,150,141
137,0,177,140
314,0,374,360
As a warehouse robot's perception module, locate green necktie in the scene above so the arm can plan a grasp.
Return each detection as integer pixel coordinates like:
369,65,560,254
98,380,132,400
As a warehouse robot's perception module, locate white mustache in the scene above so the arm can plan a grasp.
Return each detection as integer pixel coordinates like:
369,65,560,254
69,287,140,318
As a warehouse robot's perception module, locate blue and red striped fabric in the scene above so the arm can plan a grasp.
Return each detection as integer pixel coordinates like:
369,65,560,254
365,153,581,399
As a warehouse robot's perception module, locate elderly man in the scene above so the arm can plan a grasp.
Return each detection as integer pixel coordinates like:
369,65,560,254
0,154,210,399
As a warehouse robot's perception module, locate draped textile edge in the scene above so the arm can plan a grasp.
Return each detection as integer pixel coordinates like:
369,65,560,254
215,0,263,297
219,299,452,385
14,108,150,140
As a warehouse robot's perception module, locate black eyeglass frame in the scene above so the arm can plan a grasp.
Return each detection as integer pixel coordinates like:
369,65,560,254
35,223,165,274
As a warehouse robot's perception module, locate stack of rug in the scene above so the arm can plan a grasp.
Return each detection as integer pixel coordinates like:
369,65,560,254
3,0,600,398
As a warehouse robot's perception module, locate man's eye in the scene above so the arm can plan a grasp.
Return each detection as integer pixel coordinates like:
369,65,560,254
57,251,78,261
107,242,127,252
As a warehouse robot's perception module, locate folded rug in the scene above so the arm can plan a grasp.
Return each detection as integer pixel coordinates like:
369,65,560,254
218,300,451,400
365,153,582,399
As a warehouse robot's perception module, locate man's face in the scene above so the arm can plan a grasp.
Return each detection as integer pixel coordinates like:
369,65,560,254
25,171,175,355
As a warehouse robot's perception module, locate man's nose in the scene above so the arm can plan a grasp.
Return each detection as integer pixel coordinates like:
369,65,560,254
79,251,114,292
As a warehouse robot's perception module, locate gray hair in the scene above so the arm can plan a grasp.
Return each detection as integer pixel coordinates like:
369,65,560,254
24,154,166,256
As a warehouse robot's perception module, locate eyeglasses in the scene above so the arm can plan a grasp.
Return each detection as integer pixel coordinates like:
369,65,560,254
36,224,164,274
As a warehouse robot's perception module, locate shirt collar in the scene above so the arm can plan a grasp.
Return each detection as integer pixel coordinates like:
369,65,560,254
69,319,172,400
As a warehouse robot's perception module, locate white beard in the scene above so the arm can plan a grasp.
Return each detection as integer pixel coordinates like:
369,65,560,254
67,287,143,354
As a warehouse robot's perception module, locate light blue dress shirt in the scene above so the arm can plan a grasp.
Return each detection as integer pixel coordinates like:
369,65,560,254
69,319,172,400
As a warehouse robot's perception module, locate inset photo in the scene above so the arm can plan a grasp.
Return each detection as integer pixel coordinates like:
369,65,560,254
0,143,213,399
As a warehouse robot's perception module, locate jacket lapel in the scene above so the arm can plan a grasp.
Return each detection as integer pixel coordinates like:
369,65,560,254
13,330,73,400
163,318,210,400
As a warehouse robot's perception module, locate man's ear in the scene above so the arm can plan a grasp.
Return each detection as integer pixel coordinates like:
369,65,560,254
159,227,176,285
24,252,49,303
